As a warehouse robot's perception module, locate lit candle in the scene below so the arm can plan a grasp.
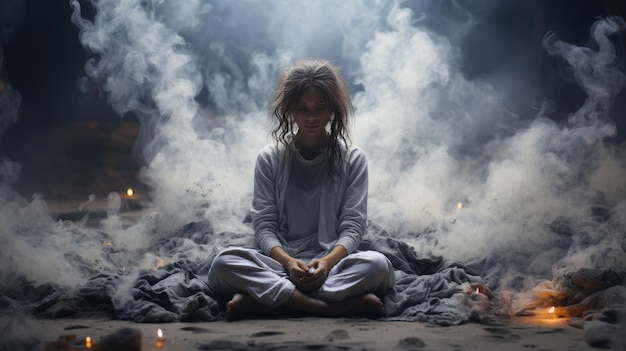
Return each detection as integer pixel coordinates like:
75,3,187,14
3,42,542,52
85,336,92,349
126,188,134,197
548,306,555,319
156,328,164,348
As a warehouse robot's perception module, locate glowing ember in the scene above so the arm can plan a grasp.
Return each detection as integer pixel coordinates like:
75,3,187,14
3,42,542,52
85,336,92,349
457,202,463,209
126,188,134,197
153,257,170,270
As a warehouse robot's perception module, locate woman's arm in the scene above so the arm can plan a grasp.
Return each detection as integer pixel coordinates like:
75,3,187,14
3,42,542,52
251,147,284,255
333,147,368,254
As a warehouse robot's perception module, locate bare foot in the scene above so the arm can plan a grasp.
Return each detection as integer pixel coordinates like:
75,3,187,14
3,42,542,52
226,293,272,321
317,293,385,318
227,290,386,320
357,293,385,318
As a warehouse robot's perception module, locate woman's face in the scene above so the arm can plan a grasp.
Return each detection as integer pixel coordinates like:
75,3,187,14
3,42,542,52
292,86,332,139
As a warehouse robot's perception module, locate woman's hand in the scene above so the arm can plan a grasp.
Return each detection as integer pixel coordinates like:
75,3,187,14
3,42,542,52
286,258,323,292
285,258,307,282
300,258,330,291
271,245,348,293
271,247,313,291
300,245,349,292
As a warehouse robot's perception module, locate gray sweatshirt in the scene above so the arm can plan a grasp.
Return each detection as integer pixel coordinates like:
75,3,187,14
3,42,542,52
251,140,368,258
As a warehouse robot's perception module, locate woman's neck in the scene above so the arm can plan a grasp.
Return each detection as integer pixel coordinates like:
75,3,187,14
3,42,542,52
294,132,329,160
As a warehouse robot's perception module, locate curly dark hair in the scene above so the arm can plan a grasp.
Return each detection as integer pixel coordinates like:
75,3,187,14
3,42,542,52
270,60,354,178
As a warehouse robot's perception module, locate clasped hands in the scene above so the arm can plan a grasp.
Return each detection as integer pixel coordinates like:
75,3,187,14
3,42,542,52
286,258,329,292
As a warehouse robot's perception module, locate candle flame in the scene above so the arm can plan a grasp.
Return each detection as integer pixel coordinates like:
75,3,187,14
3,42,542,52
157,328,163,339
126,188,134,197
85,336,92,349
548,306,555,314
457,202,463,209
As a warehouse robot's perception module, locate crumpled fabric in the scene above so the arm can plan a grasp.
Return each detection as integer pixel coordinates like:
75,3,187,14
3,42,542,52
0,220,494,325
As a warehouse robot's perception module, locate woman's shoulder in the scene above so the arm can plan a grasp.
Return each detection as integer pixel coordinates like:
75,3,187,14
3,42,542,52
347,144,367,163
335,144,367,175
258,143,278,155
256,142,288,164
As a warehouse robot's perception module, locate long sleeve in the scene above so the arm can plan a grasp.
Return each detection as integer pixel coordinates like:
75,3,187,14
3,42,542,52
251,146,284,256
333,147,368,254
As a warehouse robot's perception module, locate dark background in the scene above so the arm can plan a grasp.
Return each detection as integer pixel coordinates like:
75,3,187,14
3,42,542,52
1,0,625,201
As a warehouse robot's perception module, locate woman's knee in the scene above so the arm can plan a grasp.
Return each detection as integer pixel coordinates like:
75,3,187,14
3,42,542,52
211,248,240,269
363,251,395,292
209,247,254,279
365,251,393,276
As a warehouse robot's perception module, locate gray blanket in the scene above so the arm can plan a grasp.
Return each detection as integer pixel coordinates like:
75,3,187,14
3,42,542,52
0,220,495,326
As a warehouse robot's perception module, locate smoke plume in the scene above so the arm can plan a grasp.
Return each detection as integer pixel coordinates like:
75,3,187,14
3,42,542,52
0,0,624,293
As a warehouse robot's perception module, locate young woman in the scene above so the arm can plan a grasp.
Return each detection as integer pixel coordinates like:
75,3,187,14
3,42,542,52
207,59,395,320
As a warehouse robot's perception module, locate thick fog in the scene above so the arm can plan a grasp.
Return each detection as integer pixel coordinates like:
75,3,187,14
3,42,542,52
0,0,624,293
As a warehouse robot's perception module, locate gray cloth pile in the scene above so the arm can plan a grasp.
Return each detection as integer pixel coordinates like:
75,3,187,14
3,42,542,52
1,220,495,325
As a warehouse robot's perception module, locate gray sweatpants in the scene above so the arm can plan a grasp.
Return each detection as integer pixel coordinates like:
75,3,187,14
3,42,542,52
207,247,395,308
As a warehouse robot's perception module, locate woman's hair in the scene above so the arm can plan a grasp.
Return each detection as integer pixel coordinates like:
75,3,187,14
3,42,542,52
270,59,354,177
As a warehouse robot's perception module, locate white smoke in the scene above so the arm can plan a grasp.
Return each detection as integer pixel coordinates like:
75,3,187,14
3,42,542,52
350,6,625,279
69,0,626,279
0,0,623,291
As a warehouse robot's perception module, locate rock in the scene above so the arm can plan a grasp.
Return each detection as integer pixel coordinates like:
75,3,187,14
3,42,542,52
584,321,613,348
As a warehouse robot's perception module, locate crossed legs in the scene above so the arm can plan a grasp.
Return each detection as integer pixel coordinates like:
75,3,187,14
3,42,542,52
207,248,394,321
225,289,385,321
